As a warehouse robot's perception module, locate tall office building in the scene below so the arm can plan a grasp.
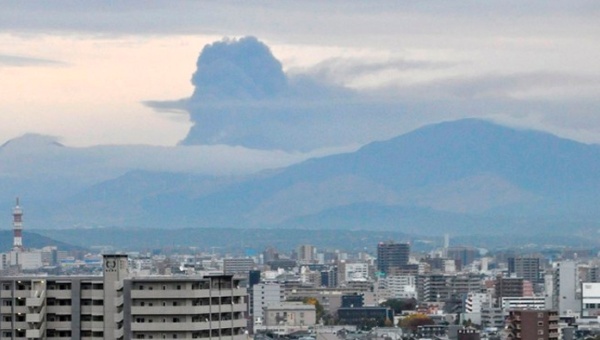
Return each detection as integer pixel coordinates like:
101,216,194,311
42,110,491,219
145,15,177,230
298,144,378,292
0,254,247,339
508,257,541,283
297,245,316,264
495,276,525,305
376,242,410,275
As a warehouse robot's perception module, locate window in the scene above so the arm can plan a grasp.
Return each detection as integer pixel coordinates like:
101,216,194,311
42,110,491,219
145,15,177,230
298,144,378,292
538,330,544,335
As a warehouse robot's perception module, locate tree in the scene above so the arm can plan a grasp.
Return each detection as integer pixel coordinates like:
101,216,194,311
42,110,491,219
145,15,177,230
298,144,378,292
302,297,325,323
399,313,435,332
380,298,417,314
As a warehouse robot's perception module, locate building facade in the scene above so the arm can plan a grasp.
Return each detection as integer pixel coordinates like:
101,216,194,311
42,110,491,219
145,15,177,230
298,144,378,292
376,242,409,276
506,310,559,340
0,254,247,340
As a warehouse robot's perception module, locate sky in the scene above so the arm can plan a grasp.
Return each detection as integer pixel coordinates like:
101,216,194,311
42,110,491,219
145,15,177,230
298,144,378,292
1,1,600,148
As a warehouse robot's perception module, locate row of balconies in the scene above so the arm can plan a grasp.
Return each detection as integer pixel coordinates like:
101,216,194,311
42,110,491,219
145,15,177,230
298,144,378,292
131,288,246,299
131,303,246,315
131,318,246,332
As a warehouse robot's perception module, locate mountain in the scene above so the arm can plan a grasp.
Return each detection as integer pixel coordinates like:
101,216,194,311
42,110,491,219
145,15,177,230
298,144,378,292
0,231,84,252
37,119,600,237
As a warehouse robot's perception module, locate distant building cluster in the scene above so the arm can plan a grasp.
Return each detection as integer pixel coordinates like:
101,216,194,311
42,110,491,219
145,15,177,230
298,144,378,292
4,202,600,339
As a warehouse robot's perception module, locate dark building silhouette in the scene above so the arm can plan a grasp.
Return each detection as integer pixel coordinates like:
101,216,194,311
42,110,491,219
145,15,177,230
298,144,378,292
495,276,524,305
249,270,261,288
508,257,541,283
377,241,410,275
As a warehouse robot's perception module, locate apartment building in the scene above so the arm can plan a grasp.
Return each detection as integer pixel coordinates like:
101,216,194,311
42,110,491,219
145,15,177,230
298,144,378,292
506,310,559,340
0,254,247,339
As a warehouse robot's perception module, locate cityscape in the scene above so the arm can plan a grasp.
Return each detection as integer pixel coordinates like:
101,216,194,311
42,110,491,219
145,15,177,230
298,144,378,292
2,2,600,340
2,199,599,339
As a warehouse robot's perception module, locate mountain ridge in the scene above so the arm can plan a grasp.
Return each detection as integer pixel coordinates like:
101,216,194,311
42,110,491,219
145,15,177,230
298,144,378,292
30,118,600,237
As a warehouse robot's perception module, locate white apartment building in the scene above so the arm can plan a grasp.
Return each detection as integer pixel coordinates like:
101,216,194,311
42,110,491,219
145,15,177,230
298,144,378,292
501,296,547,312
581,282,600,318
385,275,417,299
465,292,491,313
553,261,581,316
0,254,247,340
251,283,283,325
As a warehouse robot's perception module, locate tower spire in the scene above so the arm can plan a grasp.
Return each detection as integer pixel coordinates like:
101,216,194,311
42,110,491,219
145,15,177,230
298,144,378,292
13,197,23,251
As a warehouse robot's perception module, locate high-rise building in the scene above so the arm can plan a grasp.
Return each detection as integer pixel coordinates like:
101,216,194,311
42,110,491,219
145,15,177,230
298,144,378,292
376,242,409,275
223,258,256,275
419,274,482,303
297,245,316,264
552,261,580,316
508,256,541,283
250,283,283,325
0,254,247,339
447,246,479,268
495,276,524,305
506,310,559,340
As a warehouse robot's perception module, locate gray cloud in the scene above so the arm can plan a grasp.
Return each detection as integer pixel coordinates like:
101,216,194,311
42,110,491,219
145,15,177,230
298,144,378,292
148,36,600,152
0,1,597,37
295,57,457,86
400,72,600,99
0,54,66,67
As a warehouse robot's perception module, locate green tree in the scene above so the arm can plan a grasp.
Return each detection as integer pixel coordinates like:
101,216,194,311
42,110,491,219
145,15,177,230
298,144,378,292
380,298,417,314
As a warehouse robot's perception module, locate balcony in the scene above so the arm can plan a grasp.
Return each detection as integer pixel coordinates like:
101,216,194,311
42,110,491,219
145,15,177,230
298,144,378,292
114,311,123,323
46,290,71,299
114,295,124,307
131,305,212,315
114,327,124,339
14,290,31,298
81,321,104,331
25,306,46,323
46,320,72,329
81,290,104,300
47,305,71,314
26,291,45,308
26,322,46,339
81,305,104,315
233,303,246,312
131,289,208,299
131,320,212,332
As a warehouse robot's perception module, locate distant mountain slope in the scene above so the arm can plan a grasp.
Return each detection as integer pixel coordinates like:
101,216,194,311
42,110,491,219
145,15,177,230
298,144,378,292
41,118,600,236
0,231,84,252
